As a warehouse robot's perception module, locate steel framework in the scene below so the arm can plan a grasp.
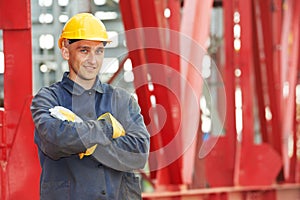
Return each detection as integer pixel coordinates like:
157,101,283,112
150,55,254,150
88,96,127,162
0,0,299,199
119,0,300,199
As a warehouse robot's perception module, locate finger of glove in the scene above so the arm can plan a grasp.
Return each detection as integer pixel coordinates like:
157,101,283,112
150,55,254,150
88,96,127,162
50,111,67,121
98,113,125,139
78,144,98,159
110,117,125,138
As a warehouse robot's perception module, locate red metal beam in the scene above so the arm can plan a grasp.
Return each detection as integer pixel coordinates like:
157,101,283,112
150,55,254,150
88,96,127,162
121,0,298,197
293,0,300,184
296,72,300,184
205,0,236,187
119,0,161,183
218,0,283,187
280,0,300,181
252,0,270,148
0,0,40,199
235,0,282,186
137,0,183,186
180,0,214,188
120,0,185,188
143,184,300,200
256,0,282,153
238,0,255,153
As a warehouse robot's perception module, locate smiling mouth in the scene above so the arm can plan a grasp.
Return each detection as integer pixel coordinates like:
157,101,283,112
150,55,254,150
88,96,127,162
84,66,96,70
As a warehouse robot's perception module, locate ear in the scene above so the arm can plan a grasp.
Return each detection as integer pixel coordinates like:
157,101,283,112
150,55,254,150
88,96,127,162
61,47,69,60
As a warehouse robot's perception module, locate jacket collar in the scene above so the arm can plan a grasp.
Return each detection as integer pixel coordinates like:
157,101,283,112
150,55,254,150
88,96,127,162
61,72,104,95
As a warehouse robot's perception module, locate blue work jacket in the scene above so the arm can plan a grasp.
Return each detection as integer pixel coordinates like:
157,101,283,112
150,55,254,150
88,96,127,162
31,72,150,200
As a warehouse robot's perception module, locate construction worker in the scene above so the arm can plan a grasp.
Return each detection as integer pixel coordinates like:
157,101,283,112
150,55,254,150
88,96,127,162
31,13,150,200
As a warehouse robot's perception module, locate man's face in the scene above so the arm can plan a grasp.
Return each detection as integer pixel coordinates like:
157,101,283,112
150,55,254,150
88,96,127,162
62,40,105,85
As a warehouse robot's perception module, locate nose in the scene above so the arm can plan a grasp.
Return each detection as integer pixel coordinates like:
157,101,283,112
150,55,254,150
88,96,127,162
87,52,97,64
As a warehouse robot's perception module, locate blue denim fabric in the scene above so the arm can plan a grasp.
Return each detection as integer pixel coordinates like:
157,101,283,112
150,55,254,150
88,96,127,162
31,72,150,200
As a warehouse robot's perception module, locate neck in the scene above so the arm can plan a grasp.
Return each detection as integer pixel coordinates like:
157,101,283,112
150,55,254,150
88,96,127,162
68,74,95,90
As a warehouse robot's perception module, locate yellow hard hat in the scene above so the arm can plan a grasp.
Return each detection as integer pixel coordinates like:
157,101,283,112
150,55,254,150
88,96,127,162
58,13,111,48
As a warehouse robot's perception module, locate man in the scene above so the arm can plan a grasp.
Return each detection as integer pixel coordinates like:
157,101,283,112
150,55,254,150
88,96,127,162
31,13,150,200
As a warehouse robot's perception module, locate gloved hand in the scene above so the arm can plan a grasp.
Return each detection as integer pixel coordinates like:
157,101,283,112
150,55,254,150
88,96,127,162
97,112,125,139
49,106,83,122
78,113,126,159
49,106,97,159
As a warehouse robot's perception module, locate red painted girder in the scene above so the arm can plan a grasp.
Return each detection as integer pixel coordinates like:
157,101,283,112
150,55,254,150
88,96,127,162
2,24,40,200
119,0,181,185
224,0,282,186
296,94,300,183
0,0,40,199
166,0,181,132
7,97,40,199
205,0,236,187
166,4,182,180
119,0,163,183
118,1,152,130
242,0,282,186
118,0,154,172
137,0,183,185
143,184,300,200
281,0,300,180
272,0,284,154
258,0,282,152
294,0,300,183
272,0,283,108
0,0,31,29
180,0,214,187
252,0,271,147
238,0,255,149
0,109,7,199
234,0,256,185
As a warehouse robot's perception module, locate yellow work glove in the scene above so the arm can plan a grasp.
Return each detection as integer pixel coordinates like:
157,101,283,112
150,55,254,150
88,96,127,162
78,144,98,159
97,112,126,138
49,106,83,123
78,112,126,159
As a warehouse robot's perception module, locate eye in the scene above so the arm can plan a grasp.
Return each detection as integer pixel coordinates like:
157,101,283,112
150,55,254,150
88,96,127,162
80,49,88,53
95,48,104,55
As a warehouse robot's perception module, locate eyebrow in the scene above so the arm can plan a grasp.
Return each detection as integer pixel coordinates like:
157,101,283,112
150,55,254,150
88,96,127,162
76,45,104,49
76,46,91,50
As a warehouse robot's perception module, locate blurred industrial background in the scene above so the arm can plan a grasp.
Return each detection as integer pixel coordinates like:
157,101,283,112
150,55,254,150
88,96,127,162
0,0,300,199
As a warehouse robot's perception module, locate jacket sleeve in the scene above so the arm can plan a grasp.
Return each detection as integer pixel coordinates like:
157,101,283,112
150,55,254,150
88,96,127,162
91,88,150,172
31,87,113,160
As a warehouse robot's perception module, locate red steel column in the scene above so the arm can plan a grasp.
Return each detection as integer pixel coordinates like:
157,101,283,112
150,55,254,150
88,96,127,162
120,0,185,189
292,0,300,183
216,0,237,187
221,0,282,187
236,0,282,187
0,0,40,199
252,0,270,148
180,0,215,188
258,0,282,154
233,0,256,186
138,0,183,187
281,0,300,181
